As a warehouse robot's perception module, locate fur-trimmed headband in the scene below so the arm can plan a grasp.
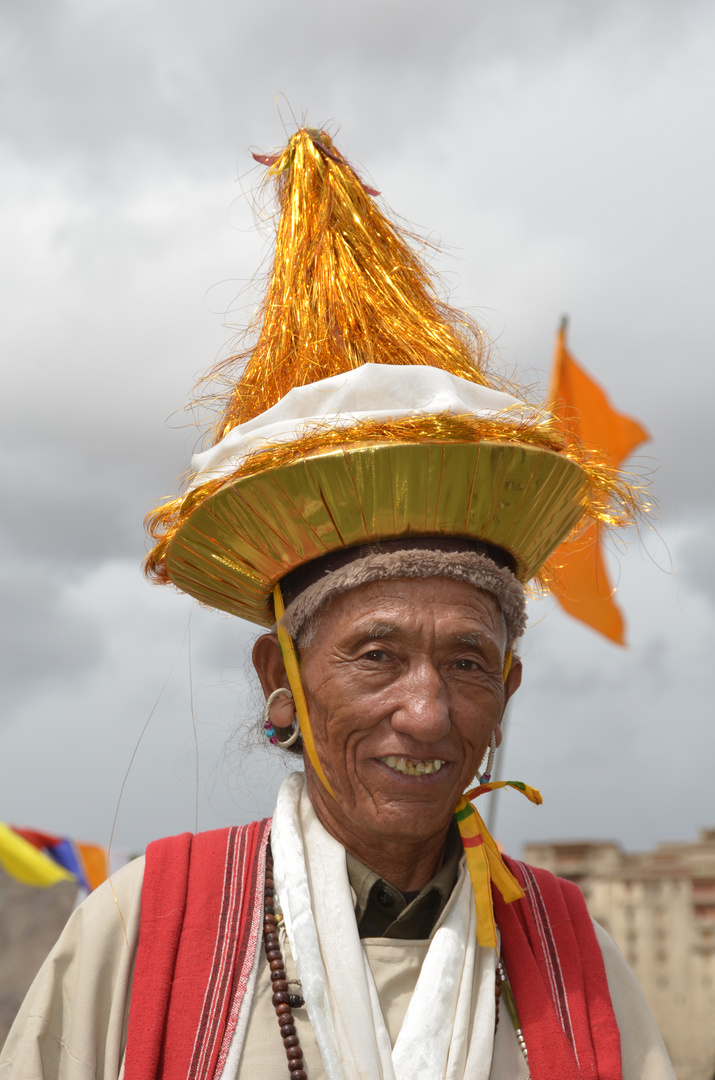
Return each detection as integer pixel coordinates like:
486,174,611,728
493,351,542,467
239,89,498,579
281,548,527,649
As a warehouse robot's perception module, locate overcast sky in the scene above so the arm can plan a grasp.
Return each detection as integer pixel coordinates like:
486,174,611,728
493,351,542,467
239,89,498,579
1,0,713,860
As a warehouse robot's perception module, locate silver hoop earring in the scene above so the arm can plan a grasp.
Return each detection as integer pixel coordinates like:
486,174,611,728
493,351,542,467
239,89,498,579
480,732,498,783
262,687,300,748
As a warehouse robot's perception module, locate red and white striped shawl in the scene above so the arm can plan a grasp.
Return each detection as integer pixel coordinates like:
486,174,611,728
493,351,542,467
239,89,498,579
123,824,622,1080
497,857,622,1080
123,820,271,1080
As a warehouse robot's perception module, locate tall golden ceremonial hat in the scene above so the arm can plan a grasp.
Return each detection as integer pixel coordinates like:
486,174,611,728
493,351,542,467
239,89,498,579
146,128,637,625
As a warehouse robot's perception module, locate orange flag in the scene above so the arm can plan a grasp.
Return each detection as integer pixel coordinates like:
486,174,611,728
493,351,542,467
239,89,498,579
77,842,109,892
548,319,649,644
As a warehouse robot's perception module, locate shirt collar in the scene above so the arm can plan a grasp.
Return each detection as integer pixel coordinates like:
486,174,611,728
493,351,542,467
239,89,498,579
346,820,463,939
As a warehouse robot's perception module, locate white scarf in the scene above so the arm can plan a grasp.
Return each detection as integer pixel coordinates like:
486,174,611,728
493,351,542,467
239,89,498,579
271,773,496,1080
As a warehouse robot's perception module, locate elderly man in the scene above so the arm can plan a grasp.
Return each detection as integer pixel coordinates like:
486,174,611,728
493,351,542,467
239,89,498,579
0,129,674,1080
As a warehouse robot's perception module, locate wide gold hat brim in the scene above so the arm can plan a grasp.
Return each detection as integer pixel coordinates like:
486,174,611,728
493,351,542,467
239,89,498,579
165,439,589,626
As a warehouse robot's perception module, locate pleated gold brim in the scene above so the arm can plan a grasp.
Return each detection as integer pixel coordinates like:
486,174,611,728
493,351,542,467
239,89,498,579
165,440,589,626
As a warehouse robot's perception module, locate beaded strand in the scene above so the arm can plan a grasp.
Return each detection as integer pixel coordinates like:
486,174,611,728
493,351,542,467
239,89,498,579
264,847,307,1080
497,959,530,1069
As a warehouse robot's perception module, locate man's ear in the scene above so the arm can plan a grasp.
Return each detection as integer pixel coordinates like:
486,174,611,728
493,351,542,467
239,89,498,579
252,634,295,729
503,656,522,709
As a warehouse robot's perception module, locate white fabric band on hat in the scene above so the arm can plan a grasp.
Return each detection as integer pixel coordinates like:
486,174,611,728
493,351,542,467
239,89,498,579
281,548,527,649
189,363,541,488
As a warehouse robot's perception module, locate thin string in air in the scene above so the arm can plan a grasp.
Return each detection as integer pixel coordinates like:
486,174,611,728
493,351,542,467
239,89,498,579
187,612,199,835
484,699,512,837
107,610,195,948
274,92,301,139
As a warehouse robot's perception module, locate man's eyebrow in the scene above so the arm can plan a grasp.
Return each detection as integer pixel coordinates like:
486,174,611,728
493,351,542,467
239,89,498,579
347,626,499,651
452,632,487,649
454,629,508,655
340,621,406,650
352,621,402,642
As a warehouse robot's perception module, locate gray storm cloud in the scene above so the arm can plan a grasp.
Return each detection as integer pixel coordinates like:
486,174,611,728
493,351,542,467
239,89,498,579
0,0,712,855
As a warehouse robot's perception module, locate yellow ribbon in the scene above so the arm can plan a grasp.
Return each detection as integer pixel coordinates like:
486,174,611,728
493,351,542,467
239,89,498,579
273,583,335,797
454,780,542,949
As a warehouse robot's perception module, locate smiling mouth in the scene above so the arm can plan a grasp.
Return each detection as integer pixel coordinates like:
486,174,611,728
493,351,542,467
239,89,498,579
379,756,446,776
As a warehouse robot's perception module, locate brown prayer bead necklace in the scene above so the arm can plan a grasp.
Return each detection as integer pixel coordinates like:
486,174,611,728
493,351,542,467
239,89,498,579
265,847,308,1080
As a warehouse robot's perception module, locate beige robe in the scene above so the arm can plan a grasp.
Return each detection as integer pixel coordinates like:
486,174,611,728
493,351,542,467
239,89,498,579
0,855,675,1079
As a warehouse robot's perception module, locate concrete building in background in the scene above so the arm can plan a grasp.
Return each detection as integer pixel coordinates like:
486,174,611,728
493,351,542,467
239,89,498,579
0,868,77,1046
525,828,715,1080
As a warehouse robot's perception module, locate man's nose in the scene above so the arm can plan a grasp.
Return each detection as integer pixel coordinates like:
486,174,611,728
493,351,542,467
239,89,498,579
389,662,451,743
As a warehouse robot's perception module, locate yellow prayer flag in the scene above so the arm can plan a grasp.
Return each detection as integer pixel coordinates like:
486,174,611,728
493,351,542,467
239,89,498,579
0,822,76,888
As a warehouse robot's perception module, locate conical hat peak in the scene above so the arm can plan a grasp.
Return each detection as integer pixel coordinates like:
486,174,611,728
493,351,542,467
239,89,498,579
209,127,491,442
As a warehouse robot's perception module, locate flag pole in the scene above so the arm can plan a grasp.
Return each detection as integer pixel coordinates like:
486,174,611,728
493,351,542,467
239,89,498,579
547,314,568,408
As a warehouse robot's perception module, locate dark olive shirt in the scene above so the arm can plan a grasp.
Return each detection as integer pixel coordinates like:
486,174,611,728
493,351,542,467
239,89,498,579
345,822,463,939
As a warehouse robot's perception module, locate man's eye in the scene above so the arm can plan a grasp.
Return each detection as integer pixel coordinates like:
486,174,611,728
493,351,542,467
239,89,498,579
455,658,478,671
362,649,387,662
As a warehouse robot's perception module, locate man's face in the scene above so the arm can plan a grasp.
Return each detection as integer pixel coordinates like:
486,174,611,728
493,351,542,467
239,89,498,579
297,576,521,854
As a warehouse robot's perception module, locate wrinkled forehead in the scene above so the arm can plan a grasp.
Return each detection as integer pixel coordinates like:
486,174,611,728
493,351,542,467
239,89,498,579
308,575,509,647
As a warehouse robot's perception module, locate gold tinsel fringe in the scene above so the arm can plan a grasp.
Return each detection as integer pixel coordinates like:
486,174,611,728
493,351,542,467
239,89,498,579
144,410,646,588
203,128,492,442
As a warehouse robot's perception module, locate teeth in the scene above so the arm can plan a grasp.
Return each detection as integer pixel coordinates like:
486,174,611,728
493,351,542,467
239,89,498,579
380,756,446,776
